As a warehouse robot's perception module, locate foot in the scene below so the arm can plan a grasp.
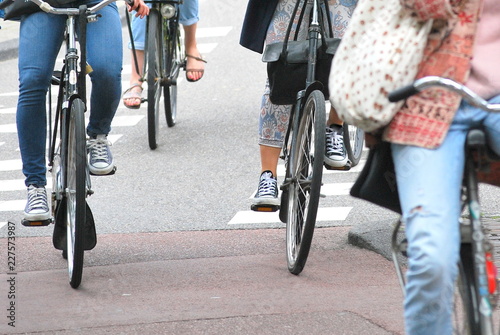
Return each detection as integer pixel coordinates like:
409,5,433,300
87,135,114,175
252,171,280,207
324,124,348,168
185,53,206,82
122,83,143,109
24,185,50,221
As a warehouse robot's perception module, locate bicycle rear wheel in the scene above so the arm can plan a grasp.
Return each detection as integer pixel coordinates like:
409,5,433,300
343,123,364,167
63,98,87,289
163,16,183,127
453,243,480,334
146,10,162,150
286,90,326,275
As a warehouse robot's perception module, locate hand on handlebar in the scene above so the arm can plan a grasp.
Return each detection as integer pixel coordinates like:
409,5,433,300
126,0,149,18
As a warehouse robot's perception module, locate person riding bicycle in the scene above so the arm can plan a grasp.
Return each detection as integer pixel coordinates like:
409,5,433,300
371,0,500,333
240,0,358,210
122,0,206,109
16,0,149,222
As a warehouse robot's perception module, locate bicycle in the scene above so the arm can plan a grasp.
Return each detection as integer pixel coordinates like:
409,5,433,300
251,0,364,275
15,0,127,289
126,0,185,150
388,76,500,334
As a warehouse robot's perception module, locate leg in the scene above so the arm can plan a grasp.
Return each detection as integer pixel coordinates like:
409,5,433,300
179,0,205,82
18,12,66,220
124,11,147,109
392,119,469,334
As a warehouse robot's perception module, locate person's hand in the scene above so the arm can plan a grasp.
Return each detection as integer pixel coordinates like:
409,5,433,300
127,0,149,18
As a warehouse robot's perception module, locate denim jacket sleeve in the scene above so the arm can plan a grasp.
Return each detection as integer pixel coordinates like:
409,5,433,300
400,0,463,20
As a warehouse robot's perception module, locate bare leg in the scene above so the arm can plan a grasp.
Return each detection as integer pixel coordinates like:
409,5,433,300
123,49,145,108
260,145,281,176
327,106,343,126
183,23,205,82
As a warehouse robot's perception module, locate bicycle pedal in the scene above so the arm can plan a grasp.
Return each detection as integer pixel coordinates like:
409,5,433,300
21,218,53,227
251,204,280,212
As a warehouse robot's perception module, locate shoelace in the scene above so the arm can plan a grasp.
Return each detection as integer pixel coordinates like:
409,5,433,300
325,127,344,155
258,176,277,197
88,138,111,162
27,187,48,211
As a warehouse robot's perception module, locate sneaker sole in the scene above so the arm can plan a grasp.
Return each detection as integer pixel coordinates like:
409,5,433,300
252,197,280,206
89,165,116,175
23,212,51,222
324,156,348,168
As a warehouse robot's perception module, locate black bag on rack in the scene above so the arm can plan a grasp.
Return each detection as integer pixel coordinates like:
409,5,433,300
261,0,340,105
2,0,74,21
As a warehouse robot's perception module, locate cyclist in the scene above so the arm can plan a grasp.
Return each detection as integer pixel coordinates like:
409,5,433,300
374,0,499,333
17,0,149,222
239,0,357,209
122,0,206,109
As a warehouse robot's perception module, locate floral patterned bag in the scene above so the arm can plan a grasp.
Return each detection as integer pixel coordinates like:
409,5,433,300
329,0,433,133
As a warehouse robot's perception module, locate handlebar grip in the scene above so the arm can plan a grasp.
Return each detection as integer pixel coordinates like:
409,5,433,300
0,0,14,10
388,85,419,103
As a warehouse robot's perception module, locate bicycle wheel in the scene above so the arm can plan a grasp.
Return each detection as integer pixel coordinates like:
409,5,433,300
343,123,364,167
163,16,183,127
63,98,87,289
286,90,326,275
147,10,162,150
452,243,480,334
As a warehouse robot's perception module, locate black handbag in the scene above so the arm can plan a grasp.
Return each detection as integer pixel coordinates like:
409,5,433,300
2,0,75,21
350,141,402,214
262,0,339,105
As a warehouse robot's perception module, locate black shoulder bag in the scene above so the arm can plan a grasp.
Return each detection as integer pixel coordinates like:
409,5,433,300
1,0,75,21
261,0,340,105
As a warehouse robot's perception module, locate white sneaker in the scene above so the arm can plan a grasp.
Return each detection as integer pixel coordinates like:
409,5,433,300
24,185,50,221
87,135,114,175
324,125,348,168
252,171,280,206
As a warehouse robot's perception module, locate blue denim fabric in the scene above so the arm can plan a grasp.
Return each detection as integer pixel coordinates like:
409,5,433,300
128,0,199,50
391,94,500,335
17,1,122,187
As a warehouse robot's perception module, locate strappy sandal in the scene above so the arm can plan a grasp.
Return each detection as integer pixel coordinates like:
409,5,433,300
185,54,207,82
122,83,143,109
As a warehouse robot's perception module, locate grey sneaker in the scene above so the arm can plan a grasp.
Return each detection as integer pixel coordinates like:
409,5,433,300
24,185,50,221
87,135,114,175
324,125,348,168
252,171,280,206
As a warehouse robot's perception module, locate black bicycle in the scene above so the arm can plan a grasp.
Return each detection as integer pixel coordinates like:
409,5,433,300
15,0,126,289
389,76,500,334
127,0,185,149
273,0,363,275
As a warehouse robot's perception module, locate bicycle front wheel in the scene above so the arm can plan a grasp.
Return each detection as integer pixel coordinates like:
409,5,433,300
343,123,364,167
286,90,326,275
146,10,162,150
163,17,183,127
63,98,87,289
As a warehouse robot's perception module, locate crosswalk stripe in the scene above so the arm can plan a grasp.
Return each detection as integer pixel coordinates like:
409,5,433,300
0,179,25,192
0,200,25,212
228,206,352,225
321,182,353,196
0,159,22,172
0,222,7,229
276,160,366,177
196,26,232,38
0,107,16,114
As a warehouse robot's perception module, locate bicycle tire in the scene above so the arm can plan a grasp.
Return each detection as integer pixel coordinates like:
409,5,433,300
286,90,326,275
453,243,480,334
343,123,364,167
147,10,162,150
63,98,86,289
163,17,182,127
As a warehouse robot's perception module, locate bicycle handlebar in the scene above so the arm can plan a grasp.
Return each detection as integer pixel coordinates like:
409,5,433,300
29,0,134,16
388,76,500,113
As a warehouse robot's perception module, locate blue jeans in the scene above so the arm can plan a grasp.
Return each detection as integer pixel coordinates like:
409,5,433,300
17,1,122,187
128,0,199,50
392,95,500,335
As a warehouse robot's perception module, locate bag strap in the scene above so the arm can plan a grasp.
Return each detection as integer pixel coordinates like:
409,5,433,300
281,0,332,56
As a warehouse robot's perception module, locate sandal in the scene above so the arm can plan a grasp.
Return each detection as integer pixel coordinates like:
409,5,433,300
185,54,207,82
122,83,143,109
